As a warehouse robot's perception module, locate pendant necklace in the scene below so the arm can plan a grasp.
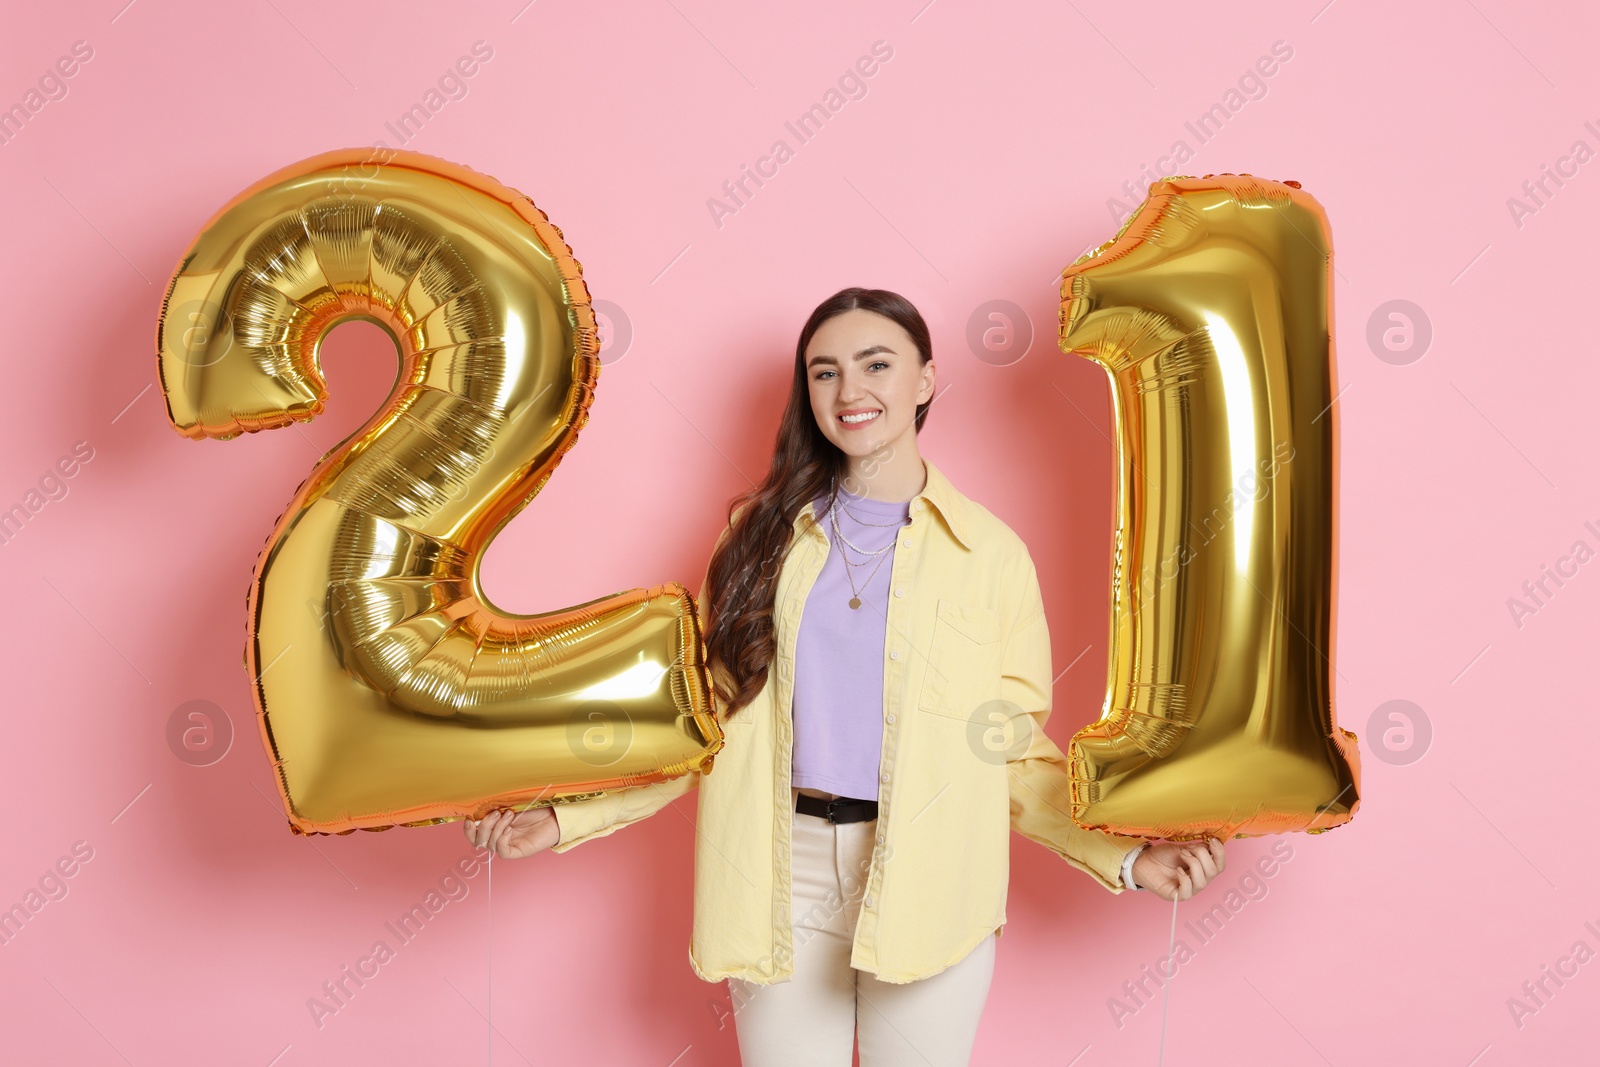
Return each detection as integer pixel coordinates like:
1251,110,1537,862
829,490,903,610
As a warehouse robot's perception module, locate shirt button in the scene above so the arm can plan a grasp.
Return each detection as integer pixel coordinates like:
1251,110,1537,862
902,537,913,548
881,772,890,783
876,833,885,844
864,896,874,907
894,587,904,598
886,714,895,724
889,650,900,661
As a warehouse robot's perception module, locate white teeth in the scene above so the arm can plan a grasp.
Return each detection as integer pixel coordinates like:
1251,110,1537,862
841,411,880,424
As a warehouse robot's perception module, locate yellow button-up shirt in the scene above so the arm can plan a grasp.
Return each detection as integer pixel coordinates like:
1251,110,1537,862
550,460,1143,984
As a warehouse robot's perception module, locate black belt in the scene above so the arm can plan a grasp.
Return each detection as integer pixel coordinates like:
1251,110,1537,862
796,792,878,824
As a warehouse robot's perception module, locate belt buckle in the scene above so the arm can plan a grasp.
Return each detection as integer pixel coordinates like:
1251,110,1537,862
825,797,854,823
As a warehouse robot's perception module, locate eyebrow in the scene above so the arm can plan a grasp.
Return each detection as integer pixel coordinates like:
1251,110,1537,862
806,344,896,368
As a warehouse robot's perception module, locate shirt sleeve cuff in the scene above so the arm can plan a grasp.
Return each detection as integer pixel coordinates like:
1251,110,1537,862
548,795,629,852
1121,842,1149,891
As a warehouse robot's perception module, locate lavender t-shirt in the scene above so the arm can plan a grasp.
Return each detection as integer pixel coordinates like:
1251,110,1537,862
791,487,911,801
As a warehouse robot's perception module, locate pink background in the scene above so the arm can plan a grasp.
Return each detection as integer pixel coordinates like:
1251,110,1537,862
2,0,1596,1063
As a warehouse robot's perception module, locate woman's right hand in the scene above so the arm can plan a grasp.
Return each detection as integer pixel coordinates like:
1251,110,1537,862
464,806,560,860
1131,837,1225,901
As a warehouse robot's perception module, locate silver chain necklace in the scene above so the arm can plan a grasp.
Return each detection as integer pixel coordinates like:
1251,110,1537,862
828,492,904,609
827,491,899,558
830,513,894,558
835,490,907,528
827,486,907,557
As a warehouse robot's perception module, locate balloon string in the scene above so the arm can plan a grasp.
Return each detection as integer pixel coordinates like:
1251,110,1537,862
487,851,493,1067
1157,893,1177,1066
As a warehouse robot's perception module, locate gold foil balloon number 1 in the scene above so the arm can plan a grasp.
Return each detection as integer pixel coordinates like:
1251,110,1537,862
1061,174,1360,841
157,148,721,836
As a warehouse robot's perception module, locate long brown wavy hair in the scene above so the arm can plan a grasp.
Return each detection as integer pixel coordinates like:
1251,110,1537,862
703,287,933,717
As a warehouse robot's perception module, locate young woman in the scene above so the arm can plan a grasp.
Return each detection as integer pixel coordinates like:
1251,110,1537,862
468,288,1225,1065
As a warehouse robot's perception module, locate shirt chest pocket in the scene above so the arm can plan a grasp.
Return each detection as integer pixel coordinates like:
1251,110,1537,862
916,598,1002,718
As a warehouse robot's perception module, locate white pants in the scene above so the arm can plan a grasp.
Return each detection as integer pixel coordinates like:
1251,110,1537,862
728,788,997,1065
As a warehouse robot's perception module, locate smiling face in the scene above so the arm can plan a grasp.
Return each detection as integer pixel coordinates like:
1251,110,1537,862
804,308,935,461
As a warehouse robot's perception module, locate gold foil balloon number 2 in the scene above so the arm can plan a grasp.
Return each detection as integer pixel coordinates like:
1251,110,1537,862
157,149,721,835
1062,175,1361,842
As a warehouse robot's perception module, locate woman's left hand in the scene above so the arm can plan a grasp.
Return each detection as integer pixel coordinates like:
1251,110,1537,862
1131,838,1225,901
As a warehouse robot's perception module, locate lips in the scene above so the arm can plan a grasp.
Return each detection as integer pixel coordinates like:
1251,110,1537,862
838,409,881,428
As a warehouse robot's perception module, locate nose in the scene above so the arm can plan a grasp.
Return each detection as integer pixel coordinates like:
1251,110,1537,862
836,367,867,403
